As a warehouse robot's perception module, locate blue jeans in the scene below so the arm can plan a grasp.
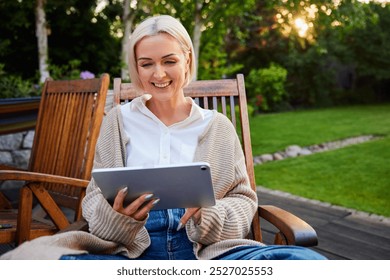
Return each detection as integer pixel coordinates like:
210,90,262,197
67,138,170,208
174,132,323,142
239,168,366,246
137,208,196,260
214,245,326,260
60,208,326,260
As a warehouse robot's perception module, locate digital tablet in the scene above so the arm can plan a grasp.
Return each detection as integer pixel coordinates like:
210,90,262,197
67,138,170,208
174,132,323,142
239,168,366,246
91,162,215,210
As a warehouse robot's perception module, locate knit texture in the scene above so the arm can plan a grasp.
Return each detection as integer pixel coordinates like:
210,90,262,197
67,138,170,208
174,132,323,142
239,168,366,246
1,103,263,260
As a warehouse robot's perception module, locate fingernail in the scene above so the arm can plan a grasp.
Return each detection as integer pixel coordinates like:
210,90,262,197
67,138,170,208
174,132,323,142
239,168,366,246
145,194,154,200
176,222,184,231
152,198,160,205
121,187,128,194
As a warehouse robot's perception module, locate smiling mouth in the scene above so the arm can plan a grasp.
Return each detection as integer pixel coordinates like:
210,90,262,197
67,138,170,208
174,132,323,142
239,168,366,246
152,81,172,88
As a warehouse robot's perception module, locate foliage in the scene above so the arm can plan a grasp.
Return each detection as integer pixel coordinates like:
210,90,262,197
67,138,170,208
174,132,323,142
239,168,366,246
197,37,243,80
342,4,390,103
0,65,40,98
49,59,84,80
232,0,390,108
46,0,121,78
0,0,121,82
0,0,37,79
246,63,288,112
0,0,389,108
145,0,255,80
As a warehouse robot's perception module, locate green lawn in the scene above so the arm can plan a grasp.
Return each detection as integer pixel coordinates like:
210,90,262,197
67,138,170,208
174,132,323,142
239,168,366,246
250,104,390,217
250,104,390,155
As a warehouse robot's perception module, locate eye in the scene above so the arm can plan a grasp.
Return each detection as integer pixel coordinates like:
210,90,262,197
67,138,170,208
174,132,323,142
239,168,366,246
139,63,152,68
164,60,177,65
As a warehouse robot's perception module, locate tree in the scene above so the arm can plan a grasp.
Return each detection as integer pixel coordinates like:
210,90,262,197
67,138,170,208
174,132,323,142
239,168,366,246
46,0,121,78
0,1,37,79
143,0,255,80
120,0,140,80
36,0,50,83
231,0,389,108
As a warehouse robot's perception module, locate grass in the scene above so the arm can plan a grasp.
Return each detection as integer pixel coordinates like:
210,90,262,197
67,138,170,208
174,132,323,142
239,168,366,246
250,103,390,217
250,104,390,155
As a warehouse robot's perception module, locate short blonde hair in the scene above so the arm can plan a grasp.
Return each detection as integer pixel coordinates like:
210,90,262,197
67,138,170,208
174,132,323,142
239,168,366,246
128,15,196,92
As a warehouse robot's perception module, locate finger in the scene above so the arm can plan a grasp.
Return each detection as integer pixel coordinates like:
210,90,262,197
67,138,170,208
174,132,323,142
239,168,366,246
177,207,200,230
122,193,154,216
192,208,202,224
131,198,160,221
112,187,128,212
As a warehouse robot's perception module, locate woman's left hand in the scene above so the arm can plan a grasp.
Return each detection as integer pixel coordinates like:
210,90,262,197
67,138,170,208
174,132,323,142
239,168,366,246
177,207,201,230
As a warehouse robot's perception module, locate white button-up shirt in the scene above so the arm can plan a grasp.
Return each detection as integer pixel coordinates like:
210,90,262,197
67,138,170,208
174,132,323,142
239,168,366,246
121,95,213,167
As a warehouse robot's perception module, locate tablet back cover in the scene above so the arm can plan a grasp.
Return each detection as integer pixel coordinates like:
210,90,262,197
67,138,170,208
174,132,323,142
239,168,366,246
92,162,215,210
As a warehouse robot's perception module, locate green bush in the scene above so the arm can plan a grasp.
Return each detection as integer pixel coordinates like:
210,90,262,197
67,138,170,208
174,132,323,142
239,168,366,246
246,63,288,112
0,60,98,99
0,64,40,98
49,59,83,80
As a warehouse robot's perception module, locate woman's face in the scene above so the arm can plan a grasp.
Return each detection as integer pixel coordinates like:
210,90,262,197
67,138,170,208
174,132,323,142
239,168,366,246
135,33,190,102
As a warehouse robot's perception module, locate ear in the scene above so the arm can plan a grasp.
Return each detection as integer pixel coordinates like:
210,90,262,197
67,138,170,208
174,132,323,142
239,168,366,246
185,54,191,73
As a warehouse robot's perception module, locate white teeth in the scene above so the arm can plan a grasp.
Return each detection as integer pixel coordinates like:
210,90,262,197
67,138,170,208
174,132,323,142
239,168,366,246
153,82,170,88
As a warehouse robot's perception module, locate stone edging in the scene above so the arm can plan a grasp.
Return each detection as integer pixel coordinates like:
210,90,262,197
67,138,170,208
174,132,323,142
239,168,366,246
254,135,380,165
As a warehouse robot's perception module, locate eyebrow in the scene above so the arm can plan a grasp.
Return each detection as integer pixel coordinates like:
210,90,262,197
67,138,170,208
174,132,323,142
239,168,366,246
137,53,177,61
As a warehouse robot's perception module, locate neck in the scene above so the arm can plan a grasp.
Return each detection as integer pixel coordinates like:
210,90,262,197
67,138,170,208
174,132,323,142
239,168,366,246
146,96,192,126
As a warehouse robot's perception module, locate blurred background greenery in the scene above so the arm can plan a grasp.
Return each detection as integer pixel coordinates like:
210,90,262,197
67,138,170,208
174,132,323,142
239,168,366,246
1,0,389,111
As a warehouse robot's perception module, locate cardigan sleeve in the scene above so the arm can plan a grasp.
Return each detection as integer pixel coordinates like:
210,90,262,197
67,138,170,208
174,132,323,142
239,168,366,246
187,113,258,245
81,107,150,257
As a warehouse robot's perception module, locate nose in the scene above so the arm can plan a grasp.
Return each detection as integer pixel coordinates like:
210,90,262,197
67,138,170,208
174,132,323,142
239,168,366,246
153,64,166,79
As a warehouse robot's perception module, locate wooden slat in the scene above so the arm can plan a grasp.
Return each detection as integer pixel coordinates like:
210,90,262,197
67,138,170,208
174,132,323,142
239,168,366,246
113,78,240,102
77,92,95,175
203,96,209,109
30,184,70,230
212,96,218,110
315,226,390,259
65,92,87,178
57,92,75,176
221,96,227,116
83,77,109,178
0,192,12,209
46,78,102,93
229,96,236,128
0,74,109,245
15,187,33,244
66,92,84,178
183,79,239,97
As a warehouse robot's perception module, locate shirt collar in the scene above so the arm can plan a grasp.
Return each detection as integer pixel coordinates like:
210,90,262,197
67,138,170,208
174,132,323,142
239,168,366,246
129,94,206,126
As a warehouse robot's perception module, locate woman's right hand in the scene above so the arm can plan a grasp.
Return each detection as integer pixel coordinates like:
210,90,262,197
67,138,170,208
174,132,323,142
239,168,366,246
112,187,159,221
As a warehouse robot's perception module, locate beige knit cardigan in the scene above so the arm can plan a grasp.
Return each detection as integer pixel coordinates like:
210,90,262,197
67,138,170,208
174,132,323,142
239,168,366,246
1,105,263,260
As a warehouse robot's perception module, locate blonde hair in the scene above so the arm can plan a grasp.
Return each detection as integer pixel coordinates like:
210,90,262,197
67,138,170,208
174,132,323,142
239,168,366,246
128,15,196,92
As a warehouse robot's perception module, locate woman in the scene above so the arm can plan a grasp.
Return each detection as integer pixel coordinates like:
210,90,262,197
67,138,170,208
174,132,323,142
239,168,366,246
1,15,325,260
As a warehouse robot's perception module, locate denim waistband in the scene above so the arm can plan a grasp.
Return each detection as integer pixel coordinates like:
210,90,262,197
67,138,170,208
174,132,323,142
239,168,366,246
138,208,196,260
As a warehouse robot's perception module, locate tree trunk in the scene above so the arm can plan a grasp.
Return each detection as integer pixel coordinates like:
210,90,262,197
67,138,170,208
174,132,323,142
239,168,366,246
121,0,137,80
35,0,50,83
192,1,203,81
